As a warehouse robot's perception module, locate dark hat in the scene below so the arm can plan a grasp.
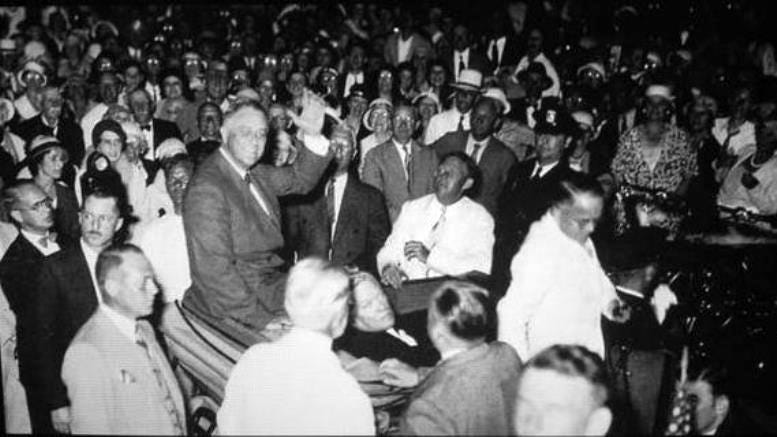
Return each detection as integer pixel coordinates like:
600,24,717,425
91,119,126,148
516,62,553,91
347,83,368,101
533,101,578,136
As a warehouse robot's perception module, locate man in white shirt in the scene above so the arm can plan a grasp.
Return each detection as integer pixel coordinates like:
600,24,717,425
218,258,375,435
136,154,193,303
449,24,491,81
339,43,366,100
497,173,629,362
378,152,494,287
62,244,186,435
424,69,482,145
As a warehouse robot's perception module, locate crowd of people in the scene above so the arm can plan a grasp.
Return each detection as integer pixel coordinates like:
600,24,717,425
1,1,776,435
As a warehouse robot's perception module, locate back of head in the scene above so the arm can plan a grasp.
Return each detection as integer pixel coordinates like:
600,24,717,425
284,257,350,334
548,172,604,211
430,280,491,342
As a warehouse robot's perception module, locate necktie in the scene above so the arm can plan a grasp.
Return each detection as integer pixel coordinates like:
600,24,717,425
326,177,336,240
428,206,447,250
457,115,465,132
403,144,413,190
244,173,277,227
458,54,466,78
491,41,500,67
531,165,543,180
470,143,482,162
135,321,185,435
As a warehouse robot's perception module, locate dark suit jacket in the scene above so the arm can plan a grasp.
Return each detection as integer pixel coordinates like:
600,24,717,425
399,342,522,435
446,49,492,76
13,114,85,186
31,243,98,411
285,172,390,275
143,118,183,179
54,183,80,241
186,138,221,169
182,146,331,333
362,139,438,222
433,131,516,216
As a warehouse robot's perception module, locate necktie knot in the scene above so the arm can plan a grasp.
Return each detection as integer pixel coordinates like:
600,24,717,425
470,143,482,160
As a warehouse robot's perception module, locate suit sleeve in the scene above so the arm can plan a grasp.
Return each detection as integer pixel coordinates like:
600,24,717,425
183,179,263,327
365,188,391,272
399,398,453,436
497,246,553,361
361,148,384,193
32,260,70,410
62,343,113,435
259,134,332,197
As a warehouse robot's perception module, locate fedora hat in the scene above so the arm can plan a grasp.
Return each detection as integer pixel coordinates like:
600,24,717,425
480,87,511,115
16,60,48,88
516,62,553,91
533,101,578,137
450,69,483,93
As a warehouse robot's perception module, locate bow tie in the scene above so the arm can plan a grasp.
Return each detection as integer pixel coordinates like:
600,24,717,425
140,124,151,131
38,232,58,248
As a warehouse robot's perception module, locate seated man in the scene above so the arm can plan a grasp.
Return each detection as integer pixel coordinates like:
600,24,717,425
513,344,613,436
717,115,777,216
217,258,375,435
183,93,332,335
377,152,494,287
378,280,522,435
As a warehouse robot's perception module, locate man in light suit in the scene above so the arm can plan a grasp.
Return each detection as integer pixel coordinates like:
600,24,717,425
285,124,390,276
183,96,332,337
362,104,438,223
384,11,432,67
62,244,186,435
432,89,517,217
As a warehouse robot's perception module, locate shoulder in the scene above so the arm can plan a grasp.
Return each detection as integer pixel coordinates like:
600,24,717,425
153,118,178,130
461,197,493,222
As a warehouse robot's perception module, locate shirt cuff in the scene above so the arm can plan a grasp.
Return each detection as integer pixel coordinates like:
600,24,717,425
300,132,330,157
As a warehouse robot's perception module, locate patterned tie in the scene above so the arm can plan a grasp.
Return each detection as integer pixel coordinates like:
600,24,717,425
428,206,446,249
135,321,185,435
326,177,336,241
403,144,413,191
244,173,277,227
470,143,482,162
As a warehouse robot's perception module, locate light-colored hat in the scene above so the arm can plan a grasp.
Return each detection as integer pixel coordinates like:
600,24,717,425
362,98,394,131
235,88,261,103
450,69,483,93
28,135,64,159
0,39,15,51
412,91,441,113
645,84,674,101
87,42,102,59
571,110,595,130
156,138,187,160
0,98,15,124
577,62,606,80
480,87,511,114
16,60,48,88
23,41,47,60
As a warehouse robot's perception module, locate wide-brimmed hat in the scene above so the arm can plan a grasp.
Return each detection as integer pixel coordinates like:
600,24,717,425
412,91,441,113
645,84,674,102
16,60,48,88
516,62,553,91
480,87,511,115
533,101,578,137
571,110,595,132
362,98,393,131
27,135,65,160
450,69,483,93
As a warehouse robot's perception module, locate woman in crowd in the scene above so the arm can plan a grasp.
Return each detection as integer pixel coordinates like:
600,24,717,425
358,98,393,176
412,91,440,144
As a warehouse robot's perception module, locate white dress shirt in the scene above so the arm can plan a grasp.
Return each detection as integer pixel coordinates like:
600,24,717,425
712,118,756,158
392,138,413,179
218,327,375,436
377,193,494,280
135,214,190,303
514,52,561,97
79,239,103,304
487,37,507,69
141,122,155,161
453,48,471,81
424,108,470,145
20,229,59,256
397,35,414,64
497,213,617,361
343,71,364,98
328,172,348,239
532,160,560,179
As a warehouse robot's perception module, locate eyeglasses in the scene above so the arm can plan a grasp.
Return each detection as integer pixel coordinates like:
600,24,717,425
19,197,53,212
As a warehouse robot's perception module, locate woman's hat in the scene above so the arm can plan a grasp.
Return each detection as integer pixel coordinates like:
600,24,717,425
480,87,512,115
362,98,394,131
16,60,48,88
27,135,64,160
412,91,441,113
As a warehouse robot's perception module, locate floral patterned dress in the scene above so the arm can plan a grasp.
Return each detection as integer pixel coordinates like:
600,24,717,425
611,125,698,235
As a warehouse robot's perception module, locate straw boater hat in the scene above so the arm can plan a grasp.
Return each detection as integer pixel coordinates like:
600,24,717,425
362,98,394,131
450,69,483,93
480,87,512,115
16,59,48,88
412,91,441,114
645,84,674,102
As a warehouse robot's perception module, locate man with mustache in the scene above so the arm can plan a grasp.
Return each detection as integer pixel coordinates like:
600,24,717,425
31,186,125,434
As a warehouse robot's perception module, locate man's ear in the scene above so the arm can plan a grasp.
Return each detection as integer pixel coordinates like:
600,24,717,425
462,177,474,192
9,210,22,225
584,406,612,436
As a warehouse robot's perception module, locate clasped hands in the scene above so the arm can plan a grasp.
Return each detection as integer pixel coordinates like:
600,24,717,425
380,241,430,288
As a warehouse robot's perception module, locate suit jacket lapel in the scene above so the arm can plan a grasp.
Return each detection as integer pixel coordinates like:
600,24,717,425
72,245,99,311
388,143,408,185
214,152,281,233
333,176,357,244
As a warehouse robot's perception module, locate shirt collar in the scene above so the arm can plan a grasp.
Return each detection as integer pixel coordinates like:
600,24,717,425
20,228,52,250
534,160,560,176
332,171,348,185
80,238,101,264
468,133,491,147
100,304,137,342
455,48,470,57
440,347,468,362
392,138,413,153
219,147,248,178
